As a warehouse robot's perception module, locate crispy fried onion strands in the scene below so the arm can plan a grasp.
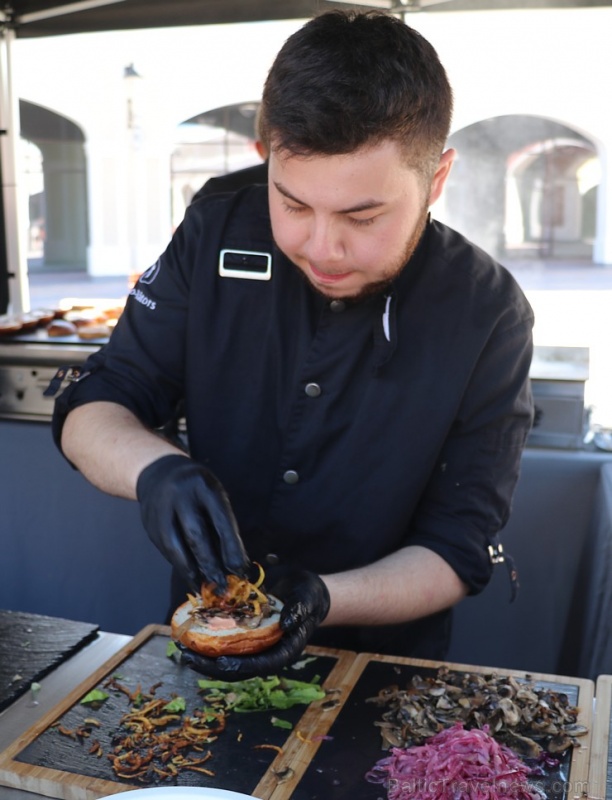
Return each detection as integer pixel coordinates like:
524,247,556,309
190,562,269,617
108,692,226,782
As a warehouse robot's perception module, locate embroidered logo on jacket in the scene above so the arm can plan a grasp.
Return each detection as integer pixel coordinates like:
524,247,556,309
139,260,161,285
130,287,157,310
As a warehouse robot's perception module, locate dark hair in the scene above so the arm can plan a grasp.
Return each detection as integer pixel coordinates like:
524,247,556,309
259,10,453,179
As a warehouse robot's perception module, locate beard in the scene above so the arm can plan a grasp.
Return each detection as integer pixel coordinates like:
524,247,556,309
343,206,429,302
285,203,430,304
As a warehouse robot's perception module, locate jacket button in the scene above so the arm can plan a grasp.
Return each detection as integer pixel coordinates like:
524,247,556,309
330,300,346,313
283,469,299,484
305,382,321,398
265,553,280,565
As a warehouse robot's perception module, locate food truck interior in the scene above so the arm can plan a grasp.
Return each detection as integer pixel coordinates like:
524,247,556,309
2,0,612,689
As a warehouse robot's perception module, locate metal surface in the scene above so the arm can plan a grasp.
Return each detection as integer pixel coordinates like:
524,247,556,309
0,337,98,420
528,345,590,450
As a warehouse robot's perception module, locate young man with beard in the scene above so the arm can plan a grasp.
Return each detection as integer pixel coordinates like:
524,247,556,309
52,10,534,678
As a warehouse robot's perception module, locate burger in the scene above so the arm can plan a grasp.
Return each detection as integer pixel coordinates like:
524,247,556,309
171,565,283,657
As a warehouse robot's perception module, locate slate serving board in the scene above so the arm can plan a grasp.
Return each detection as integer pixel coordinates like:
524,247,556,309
283,654,594,800
0,609,99,713
0,625,356,800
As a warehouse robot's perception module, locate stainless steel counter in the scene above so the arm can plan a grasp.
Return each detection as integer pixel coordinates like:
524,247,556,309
0,632,130,798
0,336,99,421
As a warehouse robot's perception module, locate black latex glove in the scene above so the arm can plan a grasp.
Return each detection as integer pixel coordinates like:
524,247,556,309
136,454,249,591
178,568,331,680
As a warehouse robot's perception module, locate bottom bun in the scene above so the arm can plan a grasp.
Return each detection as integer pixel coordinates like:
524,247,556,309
171,597,283,657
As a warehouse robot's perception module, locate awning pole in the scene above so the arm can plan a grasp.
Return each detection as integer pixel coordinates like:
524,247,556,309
18,0,128,25
0,25,29,314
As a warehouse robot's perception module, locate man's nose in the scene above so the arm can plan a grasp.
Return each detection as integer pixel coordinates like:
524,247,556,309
304,216,344,263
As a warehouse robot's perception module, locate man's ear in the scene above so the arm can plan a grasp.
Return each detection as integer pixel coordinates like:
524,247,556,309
255,140,268,161
429,148,456,206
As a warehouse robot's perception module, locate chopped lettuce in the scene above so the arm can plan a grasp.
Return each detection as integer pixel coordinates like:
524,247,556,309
290,656,318,670
80,689,109,706
166,640,180,659
197,675,325,712
163,696,187,713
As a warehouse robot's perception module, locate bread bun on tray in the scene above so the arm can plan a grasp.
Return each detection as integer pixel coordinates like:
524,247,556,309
47,319,78,337
0,316,22,335
76,323,112,340
171,569,283,657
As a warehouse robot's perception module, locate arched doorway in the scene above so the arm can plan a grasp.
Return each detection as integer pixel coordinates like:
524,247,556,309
444,115,598,261
170,102,260,230
20,100,88,272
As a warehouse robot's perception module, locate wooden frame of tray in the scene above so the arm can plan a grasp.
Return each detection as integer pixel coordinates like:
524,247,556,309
0,624,357,800
589,675,612,800
265,652,595,800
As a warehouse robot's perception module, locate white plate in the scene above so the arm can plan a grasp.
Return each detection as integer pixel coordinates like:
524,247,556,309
97,789,255,800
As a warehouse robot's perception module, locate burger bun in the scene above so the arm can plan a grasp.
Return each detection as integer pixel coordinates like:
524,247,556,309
171,595,283,657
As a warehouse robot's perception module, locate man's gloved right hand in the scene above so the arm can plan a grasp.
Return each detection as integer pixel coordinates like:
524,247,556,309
179,567,330,680
136,454,249,591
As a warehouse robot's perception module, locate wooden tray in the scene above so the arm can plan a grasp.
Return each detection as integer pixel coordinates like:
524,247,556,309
277,653,594,800
590,675,612,800
0,624,356,800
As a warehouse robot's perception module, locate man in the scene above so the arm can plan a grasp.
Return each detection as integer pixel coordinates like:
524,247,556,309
52,11,533,679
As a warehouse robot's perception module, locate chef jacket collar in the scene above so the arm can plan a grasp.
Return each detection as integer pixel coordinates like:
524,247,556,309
372,217,432,372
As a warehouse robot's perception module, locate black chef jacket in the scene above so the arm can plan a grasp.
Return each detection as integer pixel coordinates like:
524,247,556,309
53,185,534,660
191,161,268,204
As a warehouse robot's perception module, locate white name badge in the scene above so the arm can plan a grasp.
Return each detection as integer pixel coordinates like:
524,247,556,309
218,249,272,281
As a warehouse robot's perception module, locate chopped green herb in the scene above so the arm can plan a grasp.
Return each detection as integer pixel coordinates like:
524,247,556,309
166,640,180,659
271,716,293,730
197,675,325,712
163,696,186,713
201,706,221,722
291,656,318,670
80,689,109,706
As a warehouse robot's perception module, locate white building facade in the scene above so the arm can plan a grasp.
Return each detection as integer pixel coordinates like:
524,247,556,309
11,7,612,280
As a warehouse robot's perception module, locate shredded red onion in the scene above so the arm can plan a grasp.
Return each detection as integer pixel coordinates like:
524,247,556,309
366,723,544,800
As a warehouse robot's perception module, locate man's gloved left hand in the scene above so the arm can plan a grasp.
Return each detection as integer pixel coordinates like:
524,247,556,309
178,568,330,680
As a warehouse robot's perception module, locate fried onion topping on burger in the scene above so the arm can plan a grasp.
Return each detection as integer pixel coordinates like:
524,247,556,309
192,565,279,628
171,564,283,656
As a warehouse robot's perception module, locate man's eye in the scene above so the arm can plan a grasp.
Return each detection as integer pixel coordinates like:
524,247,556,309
349,216,376,227
283,202,306,214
